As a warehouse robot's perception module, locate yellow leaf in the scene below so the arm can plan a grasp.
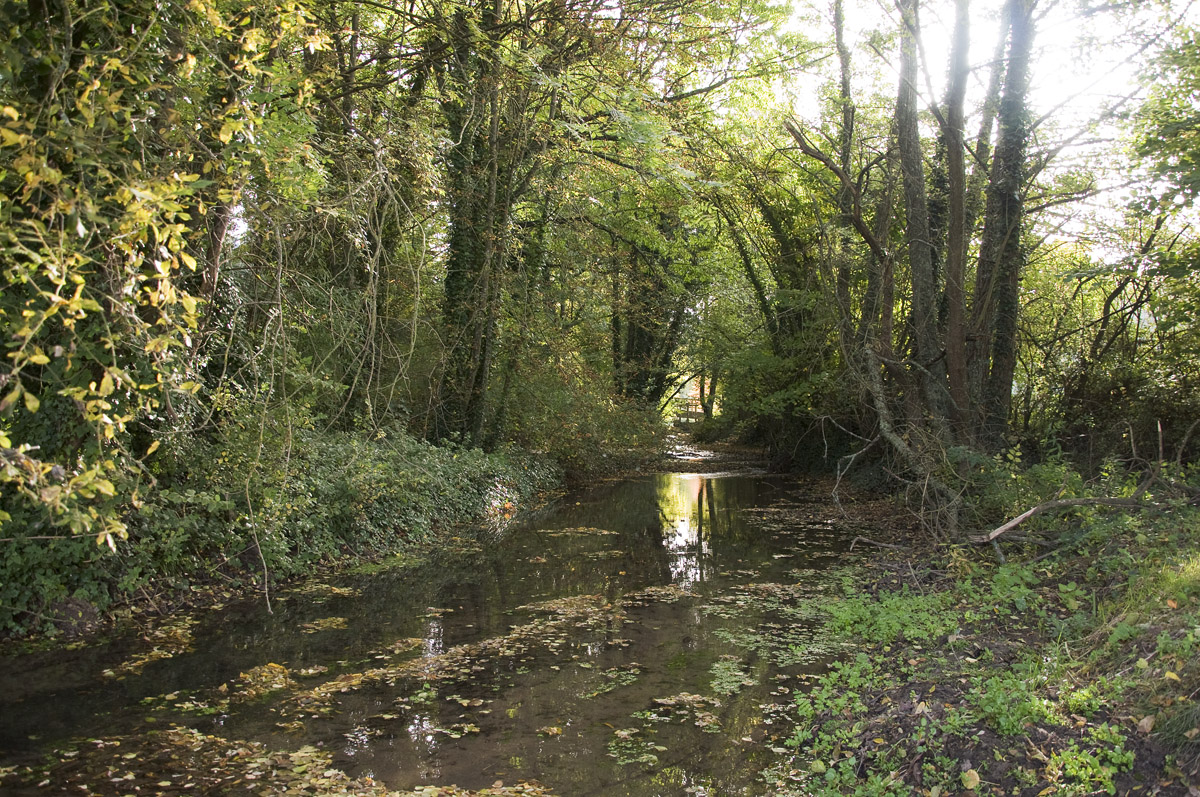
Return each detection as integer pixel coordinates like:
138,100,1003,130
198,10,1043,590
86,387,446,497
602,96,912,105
145,440,161,456
23,390,39,413
179,251,197,271
28,352,50,365
0,385,20,414
961,769,980,790
872,737,886,744
99,372,115,396
1165,671,1181,682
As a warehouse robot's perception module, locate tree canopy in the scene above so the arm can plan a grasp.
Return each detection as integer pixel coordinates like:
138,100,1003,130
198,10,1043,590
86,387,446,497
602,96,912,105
3,0,1200,631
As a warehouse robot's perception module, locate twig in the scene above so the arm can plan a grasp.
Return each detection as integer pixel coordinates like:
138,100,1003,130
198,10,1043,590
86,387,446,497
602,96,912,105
907,562,927,594
0,535,72,543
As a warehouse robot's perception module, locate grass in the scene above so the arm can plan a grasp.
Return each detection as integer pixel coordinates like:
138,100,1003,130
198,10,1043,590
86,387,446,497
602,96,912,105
767,502,1200,796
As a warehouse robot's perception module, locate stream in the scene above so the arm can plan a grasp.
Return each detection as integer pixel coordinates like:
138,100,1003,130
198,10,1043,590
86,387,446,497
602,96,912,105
0,458,857,795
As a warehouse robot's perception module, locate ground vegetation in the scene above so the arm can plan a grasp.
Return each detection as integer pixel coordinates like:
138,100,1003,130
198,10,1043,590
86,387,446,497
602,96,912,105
3,0,1200,789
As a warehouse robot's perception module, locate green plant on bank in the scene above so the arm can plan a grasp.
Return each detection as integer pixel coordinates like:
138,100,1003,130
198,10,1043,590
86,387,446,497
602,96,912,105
824,584,957,645
969,664,1056,735
775,485,1200,795
1043,725,1135,796
0,404,562,635
790,653,894,748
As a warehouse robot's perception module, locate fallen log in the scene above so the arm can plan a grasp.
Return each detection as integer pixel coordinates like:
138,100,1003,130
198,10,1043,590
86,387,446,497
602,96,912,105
970,497,1150,545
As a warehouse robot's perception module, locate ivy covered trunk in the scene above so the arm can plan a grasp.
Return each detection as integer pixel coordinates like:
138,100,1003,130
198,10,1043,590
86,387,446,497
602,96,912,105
969,0,1037,447
435,4,513,446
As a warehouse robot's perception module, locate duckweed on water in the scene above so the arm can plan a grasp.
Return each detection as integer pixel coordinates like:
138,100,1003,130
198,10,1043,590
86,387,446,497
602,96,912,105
607,727,667,766
584,663,642,698
709,656,756,695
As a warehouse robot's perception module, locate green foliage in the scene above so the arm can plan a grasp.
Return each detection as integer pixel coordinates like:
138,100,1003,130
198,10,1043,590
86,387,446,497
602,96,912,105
791,653,892,746
1135,26,1200,205
498,356,665,480
0,408,559,634
969,663,1056,736
0,0,322,542
825,585,956,646
1014,242,1200,472
1043,725,1134,796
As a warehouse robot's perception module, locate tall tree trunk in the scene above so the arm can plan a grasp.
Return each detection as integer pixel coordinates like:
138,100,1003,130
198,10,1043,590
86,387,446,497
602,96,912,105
715,199,781,355
944,0,971,436
833,0,856,346
896,0,947,427
966,18,1011,236
971,0,1037,445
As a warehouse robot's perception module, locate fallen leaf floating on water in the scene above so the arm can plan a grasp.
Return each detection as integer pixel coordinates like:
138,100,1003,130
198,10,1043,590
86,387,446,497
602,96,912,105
299,616,349,633
234,663,296,701
6,725,558,795
102,617,199,678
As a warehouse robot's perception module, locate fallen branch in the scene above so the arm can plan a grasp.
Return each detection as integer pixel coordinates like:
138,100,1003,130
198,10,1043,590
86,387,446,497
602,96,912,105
970,497,1151,544
850,535,907,551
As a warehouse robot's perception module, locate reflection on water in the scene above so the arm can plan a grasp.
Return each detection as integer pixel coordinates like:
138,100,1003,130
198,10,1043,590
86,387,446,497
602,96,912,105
0,471,851,797
657,474,752,585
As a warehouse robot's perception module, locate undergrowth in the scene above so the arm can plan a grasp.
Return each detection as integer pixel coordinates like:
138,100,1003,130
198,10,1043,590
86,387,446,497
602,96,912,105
768,465,1200,796
0,415,562,637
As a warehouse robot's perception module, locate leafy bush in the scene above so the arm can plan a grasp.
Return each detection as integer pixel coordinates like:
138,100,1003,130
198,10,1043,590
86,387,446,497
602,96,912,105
0,412,560,636
499,362,665,481
1043,724,1133,795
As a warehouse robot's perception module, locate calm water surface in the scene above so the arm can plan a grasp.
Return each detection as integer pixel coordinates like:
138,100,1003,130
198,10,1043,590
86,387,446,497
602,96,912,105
0,469,853,795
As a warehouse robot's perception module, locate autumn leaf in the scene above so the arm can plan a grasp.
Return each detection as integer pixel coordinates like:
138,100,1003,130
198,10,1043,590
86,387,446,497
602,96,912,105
961,769,980,790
